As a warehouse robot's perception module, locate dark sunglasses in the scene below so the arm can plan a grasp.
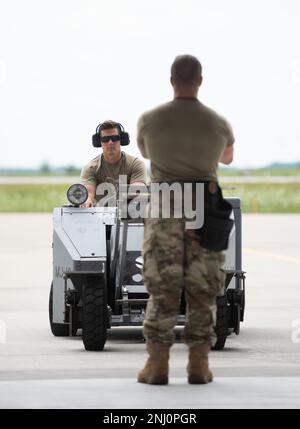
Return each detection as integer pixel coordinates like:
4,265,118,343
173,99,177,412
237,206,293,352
100,135,120,143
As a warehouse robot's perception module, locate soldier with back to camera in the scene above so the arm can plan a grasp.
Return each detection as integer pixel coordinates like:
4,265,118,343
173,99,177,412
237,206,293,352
81,120,147,207
137,55,235,385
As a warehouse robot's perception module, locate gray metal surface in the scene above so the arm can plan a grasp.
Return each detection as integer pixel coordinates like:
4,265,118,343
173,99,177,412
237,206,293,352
52,208,108,323
224,199,242,289
61,209,107,258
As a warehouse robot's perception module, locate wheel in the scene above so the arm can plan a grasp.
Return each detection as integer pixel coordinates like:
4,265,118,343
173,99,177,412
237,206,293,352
212,295,229,350
82,276,107,351
49,282,70,337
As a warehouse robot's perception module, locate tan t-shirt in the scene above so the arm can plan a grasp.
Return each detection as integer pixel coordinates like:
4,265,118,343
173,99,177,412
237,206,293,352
80,152,147,193
137,98,234,182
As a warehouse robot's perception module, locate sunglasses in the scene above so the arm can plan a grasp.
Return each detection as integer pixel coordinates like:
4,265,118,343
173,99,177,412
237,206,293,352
100,135,120,143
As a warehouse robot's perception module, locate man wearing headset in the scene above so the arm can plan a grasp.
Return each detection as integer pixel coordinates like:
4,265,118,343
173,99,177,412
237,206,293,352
80,120,147,207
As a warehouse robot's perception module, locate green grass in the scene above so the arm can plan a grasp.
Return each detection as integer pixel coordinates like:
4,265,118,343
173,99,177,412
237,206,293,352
222,183,300,213
0,184,69,212
0,183,300,213
1,166,300,177
219,168,300,176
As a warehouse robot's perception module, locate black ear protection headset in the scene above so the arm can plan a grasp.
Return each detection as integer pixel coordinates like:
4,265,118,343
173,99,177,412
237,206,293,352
92,122,130,147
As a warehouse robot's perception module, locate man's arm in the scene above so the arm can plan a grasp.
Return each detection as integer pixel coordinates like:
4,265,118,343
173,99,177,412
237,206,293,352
219,119,235,165
137,139,148,159
80,162,97,207
82,183,96,207
219,144,234,165
137,116,148,159
130,158,148,185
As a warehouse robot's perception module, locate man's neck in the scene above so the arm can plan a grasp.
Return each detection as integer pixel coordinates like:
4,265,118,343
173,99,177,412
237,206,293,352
174,92,198,100
102,152,122,165
173,86,199,100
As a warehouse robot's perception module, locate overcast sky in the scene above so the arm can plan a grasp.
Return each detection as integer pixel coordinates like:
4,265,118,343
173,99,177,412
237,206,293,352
0,0,300,169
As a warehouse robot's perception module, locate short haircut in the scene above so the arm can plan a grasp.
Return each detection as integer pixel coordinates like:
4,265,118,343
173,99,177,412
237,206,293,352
171,55,202,86
99,120,120,134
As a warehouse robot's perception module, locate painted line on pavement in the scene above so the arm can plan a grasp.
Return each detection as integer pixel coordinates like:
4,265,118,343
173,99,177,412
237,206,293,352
244,248,300,264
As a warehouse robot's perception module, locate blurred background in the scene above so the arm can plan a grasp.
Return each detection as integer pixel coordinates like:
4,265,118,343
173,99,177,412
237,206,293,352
0,0,299,212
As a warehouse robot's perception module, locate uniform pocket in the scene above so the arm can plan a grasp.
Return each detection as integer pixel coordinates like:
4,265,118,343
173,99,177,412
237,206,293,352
202,250,226,297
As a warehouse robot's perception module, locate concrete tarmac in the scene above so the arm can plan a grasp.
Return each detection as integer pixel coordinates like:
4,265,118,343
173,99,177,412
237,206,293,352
0,214,300,408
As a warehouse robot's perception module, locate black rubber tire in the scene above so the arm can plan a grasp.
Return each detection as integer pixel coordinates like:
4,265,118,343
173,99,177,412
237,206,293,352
49,282,70,337
82,276,107,351
213,295,229,350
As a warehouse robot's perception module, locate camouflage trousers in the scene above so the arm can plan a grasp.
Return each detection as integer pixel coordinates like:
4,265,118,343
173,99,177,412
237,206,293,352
143,218,225,347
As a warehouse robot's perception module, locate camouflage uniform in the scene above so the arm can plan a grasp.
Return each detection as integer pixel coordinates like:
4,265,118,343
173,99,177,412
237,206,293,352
143,217,225,347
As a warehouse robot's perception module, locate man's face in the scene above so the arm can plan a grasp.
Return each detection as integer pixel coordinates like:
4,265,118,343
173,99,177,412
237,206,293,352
100,127,121,157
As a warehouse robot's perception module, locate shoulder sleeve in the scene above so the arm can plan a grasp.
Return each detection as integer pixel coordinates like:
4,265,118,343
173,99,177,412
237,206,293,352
80,161,98,186
225,120,235,147
129,158,147,184
137,115,148,159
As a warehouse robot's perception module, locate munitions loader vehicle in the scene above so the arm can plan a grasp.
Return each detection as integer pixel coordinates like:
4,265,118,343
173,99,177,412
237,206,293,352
49,184,245,351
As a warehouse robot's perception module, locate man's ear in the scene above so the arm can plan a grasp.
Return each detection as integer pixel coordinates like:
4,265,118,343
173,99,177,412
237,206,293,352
170,76,175,87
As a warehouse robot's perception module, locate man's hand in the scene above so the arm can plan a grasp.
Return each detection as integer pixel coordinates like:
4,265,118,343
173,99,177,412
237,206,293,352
81,183,96,208
81,197,94,208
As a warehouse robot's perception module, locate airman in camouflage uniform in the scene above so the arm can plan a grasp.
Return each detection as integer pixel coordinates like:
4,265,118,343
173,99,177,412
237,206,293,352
143,218,225,347
137,55,235,385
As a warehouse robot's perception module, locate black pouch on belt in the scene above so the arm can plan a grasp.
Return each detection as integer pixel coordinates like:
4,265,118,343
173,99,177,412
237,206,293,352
196,181,234,252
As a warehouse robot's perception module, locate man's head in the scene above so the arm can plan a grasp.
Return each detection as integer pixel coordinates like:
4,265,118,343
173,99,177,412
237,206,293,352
99,120,122,162
170,55,203,97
